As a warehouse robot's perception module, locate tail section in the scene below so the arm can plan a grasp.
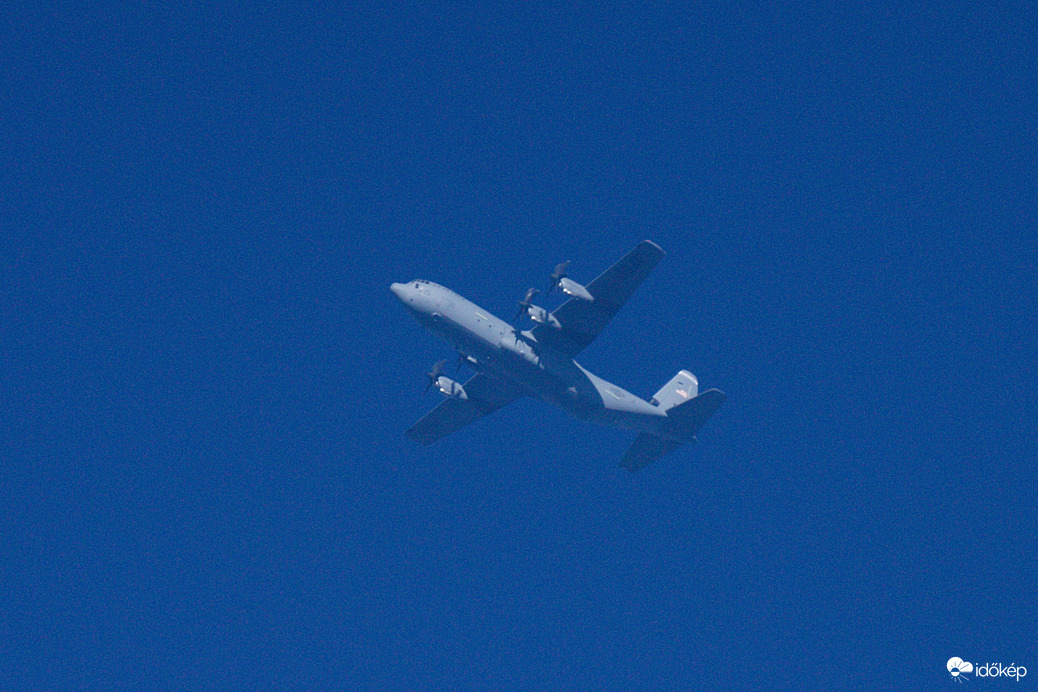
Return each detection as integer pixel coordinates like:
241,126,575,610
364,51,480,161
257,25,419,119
619,377,726,473
620,433,682,473
665,388,726,441
651,370,698,411
649,369,726,440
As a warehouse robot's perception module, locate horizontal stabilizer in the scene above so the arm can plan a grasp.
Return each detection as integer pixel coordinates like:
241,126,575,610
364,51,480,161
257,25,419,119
664,388,726,440
620,433,682,473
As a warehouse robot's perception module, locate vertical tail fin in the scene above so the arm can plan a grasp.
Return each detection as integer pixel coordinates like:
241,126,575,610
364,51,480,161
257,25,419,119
650,370,698,411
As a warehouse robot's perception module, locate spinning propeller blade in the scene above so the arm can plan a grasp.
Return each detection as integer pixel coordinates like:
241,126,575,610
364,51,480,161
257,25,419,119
424,359,448,393
546,260,570,294
512,288,539,324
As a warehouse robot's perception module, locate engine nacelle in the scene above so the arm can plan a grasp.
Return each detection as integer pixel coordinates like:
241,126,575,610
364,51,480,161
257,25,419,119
559,277,593,301
527,305,562,329
435,376,468,400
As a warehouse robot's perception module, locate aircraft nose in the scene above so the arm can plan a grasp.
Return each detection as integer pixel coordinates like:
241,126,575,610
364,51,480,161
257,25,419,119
390,282,405,301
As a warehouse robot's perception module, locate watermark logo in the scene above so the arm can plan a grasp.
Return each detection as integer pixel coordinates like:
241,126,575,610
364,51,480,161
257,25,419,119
947,657,1027,682
948,658,973,682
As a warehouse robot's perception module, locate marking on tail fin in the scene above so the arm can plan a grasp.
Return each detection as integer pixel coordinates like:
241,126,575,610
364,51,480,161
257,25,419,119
653,370,698,410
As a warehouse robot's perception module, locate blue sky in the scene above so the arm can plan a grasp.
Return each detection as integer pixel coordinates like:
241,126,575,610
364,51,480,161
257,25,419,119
3,2,1035,688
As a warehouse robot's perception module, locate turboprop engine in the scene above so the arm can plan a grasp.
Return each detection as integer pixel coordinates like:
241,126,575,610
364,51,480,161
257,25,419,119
424,359,467,399
558,277,593,301
434,376,468,400
546,260,594,301
527,305,562,329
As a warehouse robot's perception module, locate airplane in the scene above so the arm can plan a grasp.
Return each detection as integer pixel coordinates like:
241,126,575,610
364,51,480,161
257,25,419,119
390,240,725,472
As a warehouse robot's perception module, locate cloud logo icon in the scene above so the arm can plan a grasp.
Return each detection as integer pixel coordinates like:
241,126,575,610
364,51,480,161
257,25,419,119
948,657,973,682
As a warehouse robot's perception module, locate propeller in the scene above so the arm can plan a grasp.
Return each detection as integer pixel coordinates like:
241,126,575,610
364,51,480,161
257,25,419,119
546,260,570,294
424,359,448,393
512,287,539,325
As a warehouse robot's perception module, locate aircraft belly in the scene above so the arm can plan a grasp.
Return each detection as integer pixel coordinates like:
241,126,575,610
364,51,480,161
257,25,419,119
424,301,671,436
582,407,669,436
428,322,539,398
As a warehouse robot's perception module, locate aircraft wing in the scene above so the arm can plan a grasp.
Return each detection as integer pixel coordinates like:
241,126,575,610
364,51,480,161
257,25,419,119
405,373,524,445
531,240,665,356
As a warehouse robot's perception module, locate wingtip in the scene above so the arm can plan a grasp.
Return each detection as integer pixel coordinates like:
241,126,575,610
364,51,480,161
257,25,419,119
701,388,727,404
641,239,665,255
404,428,435,446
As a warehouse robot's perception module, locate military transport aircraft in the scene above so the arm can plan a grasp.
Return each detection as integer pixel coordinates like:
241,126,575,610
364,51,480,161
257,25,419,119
390,240,725,471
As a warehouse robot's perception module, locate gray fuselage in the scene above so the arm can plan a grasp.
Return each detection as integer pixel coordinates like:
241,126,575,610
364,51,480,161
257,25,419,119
391,279,672,437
